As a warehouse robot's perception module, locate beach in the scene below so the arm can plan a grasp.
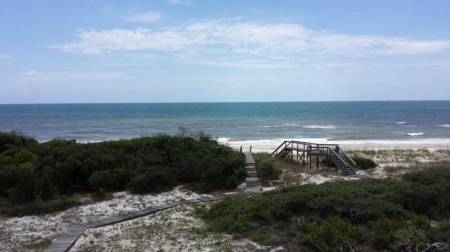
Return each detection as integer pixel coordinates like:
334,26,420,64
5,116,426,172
221,138,450,153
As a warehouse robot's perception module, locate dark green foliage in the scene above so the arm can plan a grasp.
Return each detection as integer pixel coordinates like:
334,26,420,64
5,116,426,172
88,170,114,191
322,156,377,170
403,165,450,218
255,158,282,179
199,166,450,251
352,156,377,170
0,132,246,214
0,198,82,217
297,216,366,251
127,166,175,194
0,132,37,153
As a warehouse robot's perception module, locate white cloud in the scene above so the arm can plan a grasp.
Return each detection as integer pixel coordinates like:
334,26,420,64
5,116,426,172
168,0,191,5
51,20,450,58
17,70,125,84
125,11,161,23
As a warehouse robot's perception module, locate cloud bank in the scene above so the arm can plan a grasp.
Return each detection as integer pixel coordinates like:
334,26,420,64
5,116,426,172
51,20,450,58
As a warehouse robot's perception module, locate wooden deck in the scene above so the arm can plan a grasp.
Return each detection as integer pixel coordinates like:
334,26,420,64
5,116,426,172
271,140,358,175
45,153,260,252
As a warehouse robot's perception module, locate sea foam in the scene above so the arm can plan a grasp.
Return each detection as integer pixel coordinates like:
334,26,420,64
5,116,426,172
406,132,424,136
303,125,337,129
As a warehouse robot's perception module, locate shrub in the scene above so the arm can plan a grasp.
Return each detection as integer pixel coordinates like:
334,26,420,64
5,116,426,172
322,156,377,170
199,173,450,250
0,132,246,213
88,170,114,191
127,166,176,194
256,159,281,179
352,156,377,170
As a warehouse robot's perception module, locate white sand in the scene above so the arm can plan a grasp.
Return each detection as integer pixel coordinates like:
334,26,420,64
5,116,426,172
71,204,274,252
219,138,450,153
0,187,211,252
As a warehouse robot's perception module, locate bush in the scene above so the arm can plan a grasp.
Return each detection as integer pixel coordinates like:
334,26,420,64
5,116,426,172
0,132,246,214
352,156,377,170
198,171,450,251
127,166,176,194
256,159,281,179
322,156,377,170
88,170,114,191
0,132,37,153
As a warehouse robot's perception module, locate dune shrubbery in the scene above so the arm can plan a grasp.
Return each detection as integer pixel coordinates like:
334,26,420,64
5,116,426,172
0,131,245,216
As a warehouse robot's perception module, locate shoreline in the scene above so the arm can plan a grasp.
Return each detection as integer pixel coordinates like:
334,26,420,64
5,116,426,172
35,135,450,152
218,138,450,153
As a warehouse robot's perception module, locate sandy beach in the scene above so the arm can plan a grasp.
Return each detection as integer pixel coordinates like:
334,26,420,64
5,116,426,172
220,138,450,153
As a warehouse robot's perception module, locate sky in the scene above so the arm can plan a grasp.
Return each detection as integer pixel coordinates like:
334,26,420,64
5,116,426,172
1,0,450,103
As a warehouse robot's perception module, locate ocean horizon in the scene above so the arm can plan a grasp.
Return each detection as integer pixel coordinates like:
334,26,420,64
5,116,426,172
1,101,449,149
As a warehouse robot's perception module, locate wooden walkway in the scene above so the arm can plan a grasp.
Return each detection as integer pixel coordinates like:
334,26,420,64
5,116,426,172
245,153,260,193
45,153,260,252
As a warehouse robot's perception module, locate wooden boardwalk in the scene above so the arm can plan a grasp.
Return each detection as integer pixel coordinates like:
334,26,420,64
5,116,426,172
245,153,260,193
45,153,260,252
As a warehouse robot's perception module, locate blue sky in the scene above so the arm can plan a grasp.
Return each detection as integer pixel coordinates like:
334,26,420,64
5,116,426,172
1,0,450,103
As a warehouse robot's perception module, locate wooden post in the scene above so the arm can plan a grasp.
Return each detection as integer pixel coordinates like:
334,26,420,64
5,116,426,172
316,155,319,170
240,146,242,153
250,146,252,153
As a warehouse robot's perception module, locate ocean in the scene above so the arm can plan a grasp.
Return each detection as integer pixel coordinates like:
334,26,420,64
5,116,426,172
1,101,449,150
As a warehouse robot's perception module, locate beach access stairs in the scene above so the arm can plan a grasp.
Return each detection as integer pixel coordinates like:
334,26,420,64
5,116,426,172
271,141,357,175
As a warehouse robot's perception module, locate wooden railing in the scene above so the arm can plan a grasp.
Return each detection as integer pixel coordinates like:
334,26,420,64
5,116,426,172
271,140,313,156
271,140,356,173
337,146,356,168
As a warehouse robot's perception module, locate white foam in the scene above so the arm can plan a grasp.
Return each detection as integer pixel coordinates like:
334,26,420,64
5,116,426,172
406,132,424,136
389,122,407,124
437,124,450,128
303,125,337,129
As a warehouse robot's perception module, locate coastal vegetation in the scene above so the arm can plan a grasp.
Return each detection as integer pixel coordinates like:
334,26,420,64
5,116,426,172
197,165,450,251
0,131,246,216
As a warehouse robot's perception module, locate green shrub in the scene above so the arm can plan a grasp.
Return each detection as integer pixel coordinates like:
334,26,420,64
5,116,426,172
322,156,377,170
88,170,114,191
352,156,377,170
256,159,281,179
199,172,450,250
297,216,365,250
0,132,37,153
0,198,82,217
127,166,176,194
0,131,246,214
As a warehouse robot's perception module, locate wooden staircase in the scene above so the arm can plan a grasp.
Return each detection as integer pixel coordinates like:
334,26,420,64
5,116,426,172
330,148,356,175
271,140,357,176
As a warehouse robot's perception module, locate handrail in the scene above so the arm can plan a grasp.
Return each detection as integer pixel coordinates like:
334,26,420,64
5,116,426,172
271,140,290,156
337,147,356,168
271,140,356,175
271,140,314,156
329,148,355,174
